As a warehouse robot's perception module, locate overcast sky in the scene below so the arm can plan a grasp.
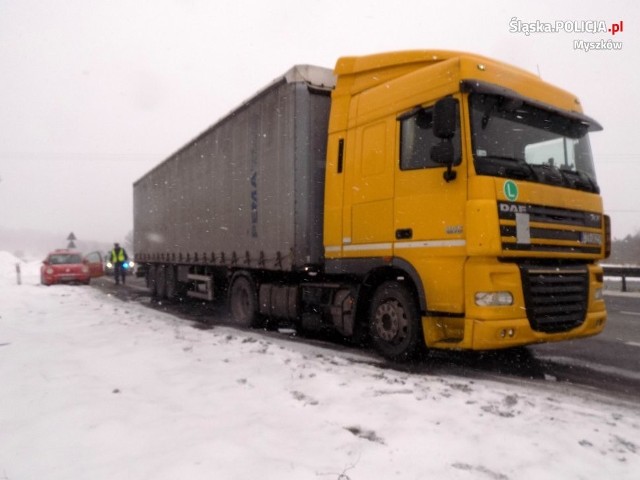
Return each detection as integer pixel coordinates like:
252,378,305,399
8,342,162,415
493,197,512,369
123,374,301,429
0,0,638,245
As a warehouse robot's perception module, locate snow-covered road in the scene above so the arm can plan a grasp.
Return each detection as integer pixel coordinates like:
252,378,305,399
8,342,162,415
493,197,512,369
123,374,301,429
1,252,638,479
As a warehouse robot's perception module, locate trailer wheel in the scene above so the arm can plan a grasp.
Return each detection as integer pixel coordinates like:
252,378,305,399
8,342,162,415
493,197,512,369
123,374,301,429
165,265,178,300
156,264,167,299
229,275,261,328
146,265,157,297
369,281,424,361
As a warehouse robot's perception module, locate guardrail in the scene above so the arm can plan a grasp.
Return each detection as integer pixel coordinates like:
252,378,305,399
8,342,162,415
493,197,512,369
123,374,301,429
603,266,640,292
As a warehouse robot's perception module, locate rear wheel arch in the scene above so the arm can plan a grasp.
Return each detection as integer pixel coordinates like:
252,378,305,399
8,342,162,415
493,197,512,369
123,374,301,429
356,266,424,323
389,258,427,313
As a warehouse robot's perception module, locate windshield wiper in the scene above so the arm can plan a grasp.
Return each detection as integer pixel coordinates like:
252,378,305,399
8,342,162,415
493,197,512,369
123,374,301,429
559,168,599,193
480,155,537,180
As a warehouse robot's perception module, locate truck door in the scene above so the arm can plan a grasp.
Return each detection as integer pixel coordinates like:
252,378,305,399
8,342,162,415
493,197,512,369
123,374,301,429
393,98,467,312
341,118,396,256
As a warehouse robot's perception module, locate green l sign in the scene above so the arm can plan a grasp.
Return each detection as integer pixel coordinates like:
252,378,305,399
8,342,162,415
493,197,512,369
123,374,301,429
503,180,519,201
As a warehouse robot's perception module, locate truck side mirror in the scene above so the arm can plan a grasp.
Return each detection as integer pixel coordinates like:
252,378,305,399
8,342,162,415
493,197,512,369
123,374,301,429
431,142,454,165
431,142,457,182
432,97,458,182
433,97,458,139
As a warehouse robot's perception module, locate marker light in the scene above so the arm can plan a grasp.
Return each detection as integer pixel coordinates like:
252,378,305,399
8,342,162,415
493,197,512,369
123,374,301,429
475,291,513,307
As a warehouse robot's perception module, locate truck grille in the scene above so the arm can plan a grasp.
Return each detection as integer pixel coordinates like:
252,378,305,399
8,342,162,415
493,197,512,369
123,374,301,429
520,266,589,333
498,202,602,256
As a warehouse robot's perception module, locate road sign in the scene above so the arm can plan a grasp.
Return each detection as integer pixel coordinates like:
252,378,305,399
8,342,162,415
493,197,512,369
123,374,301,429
67,232,77,249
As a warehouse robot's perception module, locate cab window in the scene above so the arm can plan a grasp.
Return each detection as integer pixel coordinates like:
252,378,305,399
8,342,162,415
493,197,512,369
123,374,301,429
399,105,462,170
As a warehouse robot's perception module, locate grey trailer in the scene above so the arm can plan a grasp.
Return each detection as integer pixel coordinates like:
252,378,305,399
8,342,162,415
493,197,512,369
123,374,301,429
134,65,335,285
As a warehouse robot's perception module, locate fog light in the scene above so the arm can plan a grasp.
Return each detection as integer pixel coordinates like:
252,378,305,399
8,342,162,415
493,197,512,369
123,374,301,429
594,288,603,301
499,328,516,339
475,291,513,306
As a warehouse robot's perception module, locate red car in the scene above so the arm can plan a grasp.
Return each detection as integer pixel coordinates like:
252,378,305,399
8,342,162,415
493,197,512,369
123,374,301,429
40,249,104,286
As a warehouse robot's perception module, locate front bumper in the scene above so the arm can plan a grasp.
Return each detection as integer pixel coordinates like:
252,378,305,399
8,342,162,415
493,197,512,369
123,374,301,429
423,257,607,350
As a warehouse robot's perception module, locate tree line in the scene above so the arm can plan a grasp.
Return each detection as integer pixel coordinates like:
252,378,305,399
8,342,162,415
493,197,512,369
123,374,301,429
609,233,640,265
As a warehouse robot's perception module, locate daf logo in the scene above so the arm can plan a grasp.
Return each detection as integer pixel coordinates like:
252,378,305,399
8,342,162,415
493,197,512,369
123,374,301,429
499,203,528,214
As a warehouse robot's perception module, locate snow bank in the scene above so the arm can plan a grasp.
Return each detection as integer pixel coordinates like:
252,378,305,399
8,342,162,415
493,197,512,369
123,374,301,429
0,251,21,282
0,250,41,286
0,253,638,479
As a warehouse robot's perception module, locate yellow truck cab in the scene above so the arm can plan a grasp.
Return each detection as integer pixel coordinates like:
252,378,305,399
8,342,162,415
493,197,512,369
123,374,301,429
323,50,609,354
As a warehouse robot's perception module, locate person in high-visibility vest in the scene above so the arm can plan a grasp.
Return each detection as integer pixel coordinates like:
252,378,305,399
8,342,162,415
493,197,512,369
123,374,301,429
110,242,129,285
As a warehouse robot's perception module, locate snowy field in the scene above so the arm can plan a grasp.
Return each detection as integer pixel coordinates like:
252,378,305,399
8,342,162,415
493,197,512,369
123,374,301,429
1,251,639,479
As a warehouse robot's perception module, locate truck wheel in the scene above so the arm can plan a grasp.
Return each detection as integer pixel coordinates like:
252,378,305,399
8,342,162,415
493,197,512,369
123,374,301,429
369,281,424,361
156,265,167,299
165,265,178,300
147,265,158,297
229,275,261,328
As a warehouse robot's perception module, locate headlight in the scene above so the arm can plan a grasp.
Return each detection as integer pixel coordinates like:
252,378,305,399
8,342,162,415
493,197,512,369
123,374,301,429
475,291,513,306
106,262,113,268
46,267,54,274
82,265,89,273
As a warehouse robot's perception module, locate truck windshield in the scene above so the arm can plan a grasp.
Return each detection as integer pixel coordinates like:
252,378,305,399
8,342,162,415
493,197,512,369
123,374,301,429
469,93,599,193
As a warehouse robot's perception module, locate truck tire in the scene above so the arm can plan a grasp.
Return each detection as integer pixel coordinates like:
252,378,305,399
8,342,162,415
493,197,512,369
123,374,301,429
229,275,261,328
156,264,167,299
165,265,178,300
146,265,157,297
369,281,424,361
